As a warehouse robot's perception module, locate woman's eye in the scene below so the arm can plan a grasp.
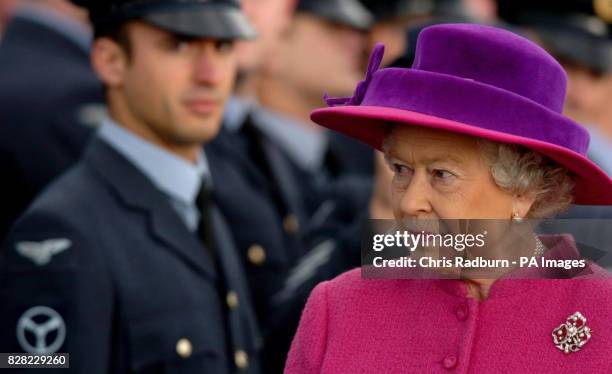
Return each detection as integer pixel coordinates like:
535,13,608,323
432,169,455,179
392,163,410,175
391,164,414,180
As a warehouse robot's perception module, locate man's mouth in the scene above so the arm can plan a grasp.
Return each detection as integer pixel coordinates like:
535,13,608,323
184,99,219,115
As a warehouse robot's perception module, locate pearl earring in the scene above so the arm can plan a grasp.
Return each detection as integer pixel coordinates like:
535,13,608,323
512,212,523,223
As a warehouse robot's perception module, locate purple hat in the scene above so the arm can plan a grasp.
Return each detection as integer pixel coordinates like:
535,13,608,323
313,23,612,205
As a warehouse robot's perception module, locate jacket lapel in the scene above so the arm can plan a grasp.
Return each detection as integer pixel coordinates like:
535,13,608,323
213,118,308,225
207,126,270,189
257,133,308,227
84,138,217,280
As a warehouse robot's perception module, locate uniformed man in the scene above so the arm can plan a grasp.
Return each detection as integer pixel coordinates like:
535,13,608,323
215,0,374,252
497,0,612,168
206,1,374,371
359,0,488,69
0,0,262,373
0,0,104,241
358,0,434,67
252,0,375,182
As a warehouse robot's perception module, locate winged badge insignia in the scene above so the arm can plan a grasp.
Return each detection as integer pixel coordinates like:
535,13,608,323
16,239,72,266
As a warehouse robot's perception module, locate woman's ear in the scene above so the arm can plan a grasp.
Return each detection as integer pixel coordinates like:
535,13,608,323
91,37,129,87
512,192,537,218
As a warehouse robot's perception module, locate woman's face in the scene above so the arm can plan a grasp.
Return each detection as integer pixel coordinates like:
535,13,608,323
386,126,519,220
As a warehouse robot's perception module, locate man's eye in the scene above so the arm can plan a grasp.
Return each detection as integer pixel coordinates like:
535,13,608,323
215,40,235,53
162,36,194,52
164,39,186,51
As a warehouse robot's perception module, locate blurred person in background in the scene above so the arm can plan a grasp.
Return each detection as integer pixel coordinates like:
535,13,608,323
361,0,500,67
497,0,612,265
463,0,497,22
0,0,19,38
498,0,612,175
360,0,501,70
233,0,296,97
0,0,104,241
209,0,380,371
254,0,375,181
359,0,434,68
0,0,264,372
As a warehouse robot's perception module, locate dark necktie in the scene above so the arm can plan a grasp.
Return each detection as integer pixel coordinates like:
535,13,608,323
196,182,217,261
195,182,235,361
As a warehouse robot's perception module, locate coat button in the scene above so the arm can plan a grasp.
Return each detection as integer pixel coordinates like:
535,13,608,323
283,214,300,234
455,303,468,321
442,355,457,369
226,291,239,309
247,244,266,265
176,338,193,358
234,349,249,369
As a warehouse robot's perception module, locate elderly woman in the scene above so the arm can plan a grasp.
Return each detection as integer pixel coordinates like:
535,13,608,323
285,24,612,373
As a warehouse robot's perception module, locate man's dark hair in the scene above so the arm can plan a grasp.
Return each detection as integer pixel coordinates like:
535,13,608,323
72,0,131,55
94,21,133,58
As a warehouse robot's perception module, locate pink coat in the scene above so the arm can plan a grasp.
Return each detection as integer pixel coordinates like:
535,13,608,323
285,239,612,373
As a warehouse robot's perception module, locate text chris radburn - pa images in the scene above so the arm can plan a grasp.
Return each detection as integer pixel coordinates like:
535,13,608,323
371,231,586,270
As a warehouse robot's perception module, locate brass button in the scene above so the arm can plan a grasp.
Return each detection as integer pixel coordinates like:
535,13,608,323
176,338,193,358
226,291,239,309
283,214,300,234
247,244,266,265
234,349,249,369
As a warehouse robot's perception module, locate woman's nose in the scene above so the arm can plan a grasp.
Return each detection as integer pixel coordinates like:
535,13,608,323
396,172,433,219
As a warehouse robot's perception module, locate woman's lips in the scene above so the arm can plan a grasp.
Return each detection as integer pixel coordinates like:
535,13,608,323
184,99,219,115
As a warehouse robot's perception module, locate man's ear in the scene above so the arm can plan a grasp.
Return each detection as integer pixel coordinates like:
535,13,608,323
91,37,129,87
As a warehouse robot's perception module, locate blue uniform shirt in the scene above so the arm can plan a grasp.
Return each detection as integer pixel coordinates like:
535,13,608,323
98,119,210,232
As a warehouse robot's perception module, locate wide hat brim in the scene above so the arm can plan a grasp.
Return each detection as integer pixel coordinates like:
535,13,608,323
312,104,612,205
315,27,612,206
143,5,256,39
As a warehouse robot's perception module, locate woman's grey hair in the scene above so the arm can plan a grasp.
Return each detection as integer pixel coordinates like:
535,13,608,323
382,129,575,218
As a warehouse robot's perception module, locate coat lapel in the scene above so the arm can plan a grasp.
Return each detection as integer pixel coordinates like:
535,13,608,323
84,137,217,280
207,127,270,189
212,117,308,225
257,133,308,227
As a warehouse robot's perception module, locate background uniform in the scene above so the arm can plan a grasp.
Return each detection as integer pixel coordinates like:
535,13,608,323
0,5,104,241
0,133,261,373
207,126,371,373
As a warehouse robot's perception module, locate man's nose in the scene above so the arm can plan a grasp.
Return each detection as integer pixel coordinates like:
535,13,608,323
192,43,229,85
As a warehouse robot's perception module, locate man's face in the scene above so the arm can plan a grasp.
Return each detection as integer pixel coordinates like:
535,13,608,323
97,21,237,159
280,13,366,98
0,0,19,32
236,0,293,74
564,63,612,138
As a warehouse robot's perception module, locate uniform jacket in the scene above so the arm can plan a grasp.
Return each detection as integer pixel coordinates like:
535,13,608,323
0,14,104,241
0,138,261,374
207,126,371,373
286,237,612,373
